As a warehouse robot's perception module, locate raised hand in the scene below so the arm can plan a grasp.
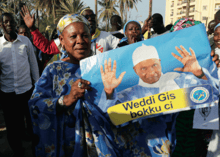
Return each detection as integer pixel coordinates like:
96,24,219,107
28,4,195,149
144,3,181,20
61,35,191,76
20,5,35,31
171,45,206,79
142,16,153,34
100,58,126,97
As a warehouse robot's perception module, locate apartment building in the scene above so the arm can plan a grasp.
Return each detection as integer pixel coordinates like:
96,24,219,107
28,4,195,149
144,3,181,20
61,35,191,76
165,0,220,27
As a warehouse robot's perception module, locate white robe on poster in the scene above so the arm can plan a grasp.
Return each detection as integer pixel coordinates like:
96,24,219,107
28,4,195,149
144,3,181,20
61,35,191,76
98,67,219,117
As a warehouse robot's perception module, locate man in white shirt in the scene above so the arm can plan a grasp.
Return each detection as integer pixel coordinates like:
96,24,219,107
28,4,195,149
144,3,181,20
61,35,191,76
109,15,124,39
0,13,39,156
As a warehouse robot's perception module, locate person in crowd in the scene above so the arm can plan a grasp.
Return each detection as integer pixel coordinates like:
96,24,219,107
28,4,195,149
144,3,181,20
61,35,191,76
150,13,169,38
213,23,220,55
18,24,30,38
110,15,124,39
170,17,219,157
17,25,46,75
98,43,219,157
207,20,217,49
0,13,39,156
117,20,143,47
165,24,173,31
20,6,119,57
206,23,220,157
215,10,220,25
207,20,216,36
142,13,169,39
28,13,122,157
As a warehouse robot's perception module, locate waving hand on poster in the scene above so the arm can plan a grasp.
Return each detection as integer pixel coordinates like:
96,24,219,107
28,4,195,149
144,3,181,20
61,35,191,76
100,58,126,98
172,45,207,80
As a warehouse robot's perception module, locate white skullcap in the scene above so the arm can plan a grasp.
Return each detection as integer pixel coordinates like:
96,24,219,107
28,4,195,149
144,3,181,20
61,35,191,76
132,44,159,66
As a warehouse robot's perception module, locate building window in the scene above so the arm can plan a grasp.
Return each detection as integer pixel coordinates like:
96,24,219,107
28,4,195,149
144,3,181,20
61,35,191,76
215,4,220,10
203,5,207,10
202,16,207,20
170,9,174,16
189,15,194,20
171,1,174,7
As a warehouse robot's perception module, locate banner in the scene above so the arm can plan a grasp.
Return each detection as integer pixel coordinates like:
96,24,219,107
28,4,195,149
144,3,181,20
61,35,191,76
108,85,214,126
80,24,219,126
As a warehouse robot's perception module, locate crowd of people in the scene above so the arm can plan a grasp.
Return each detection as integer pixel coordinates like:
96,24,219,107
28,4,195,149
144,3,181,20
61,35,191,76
1,4,220,157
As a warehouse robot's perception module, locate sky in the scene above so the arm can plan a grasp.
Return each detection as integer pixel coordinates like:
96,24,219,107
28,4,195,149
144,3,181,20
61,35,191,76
84,0,166,23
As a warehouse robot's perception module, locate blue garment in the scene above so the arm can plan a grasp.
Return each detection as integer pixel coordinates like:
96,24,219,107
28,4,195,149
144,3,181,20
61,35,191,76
98,67,219,157
28,61,120,157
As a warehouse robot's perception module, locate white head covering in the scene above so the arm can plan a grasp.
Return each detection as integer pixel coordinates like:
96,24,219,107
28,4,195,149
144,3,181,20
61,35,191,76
132,44,181,91
132,44,159,67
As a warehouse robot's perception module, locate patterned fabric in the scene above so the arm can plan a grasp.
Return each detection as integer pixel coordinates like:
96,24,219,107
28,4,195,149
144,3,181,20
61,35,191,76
170,18,201,32
29,61,120,157
91,28,101,43
57,14,90,36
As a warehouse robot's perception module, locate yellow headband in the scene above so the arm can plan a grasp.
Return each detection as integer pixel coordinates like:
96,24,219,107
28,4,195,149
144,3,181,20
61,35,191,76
80,8,92,15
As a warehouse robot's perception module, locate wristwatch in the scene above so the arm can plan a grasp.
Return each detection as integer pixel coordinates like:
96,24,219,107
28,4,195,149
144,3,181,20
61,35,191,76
196,69,205,78
58,95,65,106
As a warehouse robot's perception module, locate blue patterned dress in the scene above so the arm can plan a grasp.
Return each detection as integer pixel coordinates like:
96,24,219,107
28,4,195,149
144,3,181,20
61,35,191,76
29,61,120,157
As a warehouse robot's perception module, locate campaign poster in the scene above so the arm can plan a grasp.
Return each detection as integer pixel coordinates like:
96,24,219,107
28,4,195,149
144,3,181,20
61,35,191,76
80,24,219,126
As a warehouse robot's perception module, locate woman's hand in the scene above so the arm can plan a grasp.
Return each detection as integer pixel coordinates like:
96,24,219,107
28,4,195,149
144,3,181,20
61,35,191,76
20,5,36,31
211,50,220,67
172,45,207,80
64,79,91,106
100,58,126,98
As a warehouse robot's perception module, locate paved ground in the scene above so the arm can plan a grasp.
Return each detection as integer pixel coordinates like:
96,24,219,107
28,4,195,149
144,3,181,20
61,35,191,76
0,108,34,157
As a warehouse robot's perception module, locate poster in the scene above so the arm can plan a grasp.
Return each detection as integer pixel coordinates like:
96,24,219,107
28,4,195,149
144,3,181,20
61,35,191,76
80,24,219,126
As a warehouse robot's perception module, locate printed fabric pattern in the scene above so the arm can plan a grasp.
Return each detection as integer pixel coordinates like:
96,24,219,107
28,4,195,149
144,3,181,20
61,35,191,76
28,61,120,157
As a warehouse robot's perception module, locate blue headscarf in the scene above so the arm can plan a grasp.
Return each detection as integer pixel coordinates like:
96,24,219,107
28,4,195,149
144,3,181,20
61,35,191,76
120,20,143,43
214,23,220,32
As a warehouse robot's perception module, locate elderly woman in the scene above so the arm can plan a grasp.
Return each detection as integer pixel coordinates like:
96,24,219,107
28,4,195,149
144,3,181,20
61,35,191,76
28,14,120,157
117,20,143,47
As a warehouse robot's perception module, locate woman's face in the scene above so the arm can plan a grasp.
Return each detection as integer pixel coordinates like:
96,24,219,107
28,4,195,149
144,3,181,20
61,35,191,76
214,26,220,49
125,22,141,44
59,22,91,63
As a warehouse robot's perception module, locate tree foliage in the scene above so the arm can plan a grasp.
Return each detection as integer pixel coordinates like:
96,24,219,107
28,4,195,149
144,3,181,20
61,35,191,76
98,0,119,31
118,0,141,23
56,0,86,18
0,0,142,35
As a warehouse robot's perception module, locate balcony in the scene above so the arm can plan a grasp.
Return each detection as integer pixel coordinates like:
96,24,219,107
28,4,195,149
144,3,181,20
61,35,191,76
182,0,187,4
189,8,195,12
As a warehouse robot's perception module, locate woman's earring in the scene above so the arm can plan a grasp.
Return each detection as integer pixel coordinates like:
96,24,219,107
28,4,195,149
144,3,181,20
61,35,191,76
62,45,66,51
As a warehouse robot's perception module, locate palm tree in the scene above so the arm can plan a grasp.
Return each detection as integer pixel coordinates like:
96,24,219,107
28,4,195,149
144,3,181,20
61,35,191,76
56,0,86,18
98,0,119,31
0,0,18,14
118,0,141,23
33,0,61,24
